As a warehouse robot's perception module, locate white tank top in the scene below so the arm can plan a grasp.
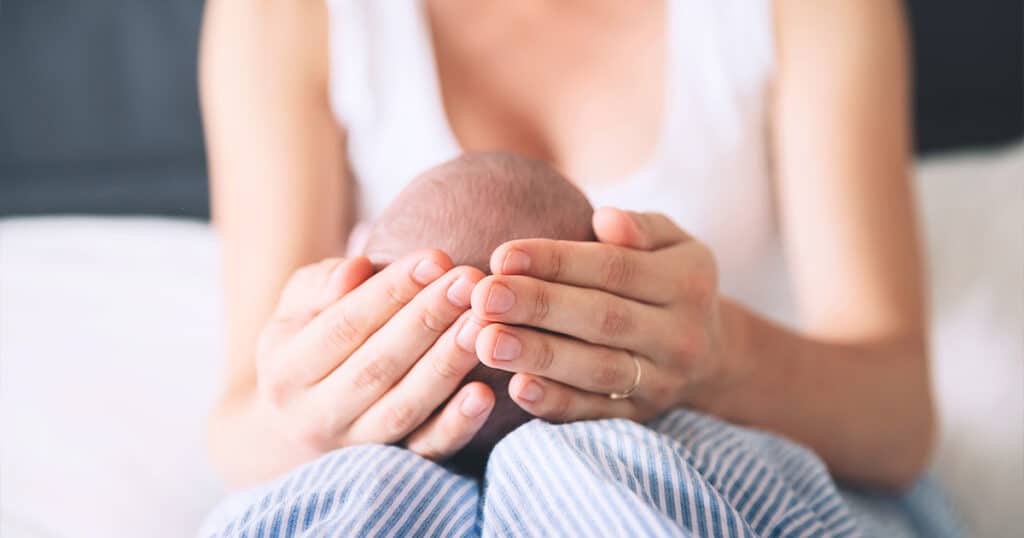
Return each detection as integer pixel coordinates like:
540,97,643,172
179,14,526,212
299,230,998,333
327,0,793,318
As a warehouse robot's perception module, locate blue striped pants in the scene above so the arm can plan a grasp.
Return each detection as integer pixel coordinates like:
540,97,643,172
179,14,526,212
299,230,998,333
200,410,958,537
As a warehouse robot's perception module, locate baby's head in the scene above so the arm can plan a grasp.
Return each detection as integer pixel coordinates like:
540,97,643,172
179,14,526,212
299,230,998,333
364,152,594,269
363,151,594,473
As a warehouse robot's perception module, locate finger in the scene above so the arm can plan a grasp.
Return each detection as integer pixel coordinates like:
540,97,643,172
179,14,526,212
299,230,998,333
490,239,676,304
281,250,454,388
258,256,375,378
470,275,671,355
403,382,495,461
593,207,690,251
344,311,483,444
475,323,648,396
312,266,485,432
275,256,375,319
321,257,377,307
507,373,639,423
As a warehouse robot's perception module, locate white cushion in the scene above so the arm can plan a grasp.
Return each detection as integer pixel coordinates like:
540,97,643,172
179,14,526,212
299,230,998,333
0,218,226,538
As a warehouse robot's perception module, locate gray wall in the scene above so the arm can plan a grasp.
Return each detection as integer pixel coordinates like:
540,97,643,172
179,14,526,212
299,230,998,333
0,1,207,217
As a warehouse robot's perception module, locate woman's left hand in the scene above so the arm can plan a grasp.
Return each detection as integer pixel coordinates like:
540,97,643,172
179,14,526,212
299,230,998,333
468,207,736,422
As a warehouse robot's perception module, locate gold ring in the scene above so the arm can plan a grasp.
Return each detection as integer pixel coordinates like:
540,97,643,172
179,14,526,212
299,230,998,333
608,354,642,400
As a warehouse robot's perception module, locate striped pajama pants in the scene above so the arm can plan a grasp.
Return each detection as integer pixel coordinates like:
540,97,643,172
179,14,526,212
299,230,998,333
200,410,960,537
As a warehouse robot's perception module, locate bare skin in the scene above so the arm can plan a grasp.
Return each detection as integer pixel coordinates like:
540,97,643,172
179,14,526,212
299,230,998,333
201,0,930,491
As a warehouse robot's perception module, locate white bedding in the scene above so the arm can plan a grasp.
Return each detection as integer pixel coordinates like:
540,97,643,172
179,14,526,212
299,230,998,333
1,144,1021,537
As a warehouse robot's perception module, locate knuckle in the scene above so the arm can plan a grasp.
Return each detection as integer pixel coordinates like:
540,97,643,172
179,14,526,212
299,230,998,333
384,267,426,309
547,245,566,280
599,301,633,338
534,336,556,373
601,251,634,290
325,311,362,351
548,392,573,422
383,403,419,436
351,358,396,392
292,414,332,452
531,284,552,324
592,357,624,389
418,304,450,335
384,281,410,310
431,353,466,381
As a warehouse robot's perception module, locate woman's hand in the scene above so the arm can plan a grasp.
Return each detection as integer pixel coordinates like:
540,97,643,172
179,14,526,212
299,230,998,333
255,251,495,462
470,207,737,423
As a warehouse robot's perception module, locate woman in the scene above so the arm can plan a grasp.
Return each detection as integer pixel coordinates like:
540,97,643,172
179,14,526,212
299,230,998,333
199,0,950,534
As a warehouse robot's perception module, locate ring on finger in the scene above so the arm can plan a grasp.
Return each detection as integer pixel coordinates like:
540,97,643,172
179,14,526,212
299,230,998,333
608,353,642,400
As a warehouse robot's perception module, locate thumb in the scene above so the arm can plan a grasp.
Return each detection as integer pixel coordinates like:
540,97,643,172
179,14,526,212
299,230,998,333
593,207,690,250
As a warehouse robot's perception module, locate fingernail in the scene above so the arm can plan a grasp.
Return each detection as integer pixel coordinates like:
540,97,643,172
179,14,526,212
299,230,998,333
484,283,515,314
456,318,482,353
517,380,544,403
492,332,521,361
460,392,489,417
446,276,474,307
502,249,531,274
412,259,445,285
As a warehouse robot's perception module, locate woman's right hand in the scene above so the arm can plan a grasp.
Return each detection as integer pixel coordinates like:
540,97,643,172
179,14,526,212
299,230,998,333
255,251,494,462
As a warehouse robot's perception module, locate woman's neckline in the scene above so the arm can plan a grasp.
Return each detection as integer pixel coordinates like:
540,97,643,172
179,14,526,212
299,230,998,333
415,0,677,192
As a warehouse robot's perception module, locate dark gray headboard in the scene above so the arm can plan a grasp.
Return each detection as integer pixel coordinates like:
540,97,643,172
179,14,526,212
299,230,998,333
0,0,1021,218
0,0,208,217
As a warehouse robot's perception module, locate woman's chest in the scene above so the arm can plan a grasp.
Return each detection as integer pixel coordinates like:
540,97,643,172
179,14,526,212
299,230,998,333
426,1,667,187
332,0,781,301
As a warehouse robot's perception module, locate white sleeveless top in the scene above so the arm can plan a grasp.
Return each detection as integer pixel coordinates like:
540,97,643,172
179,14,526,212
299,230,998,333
327,0,793,317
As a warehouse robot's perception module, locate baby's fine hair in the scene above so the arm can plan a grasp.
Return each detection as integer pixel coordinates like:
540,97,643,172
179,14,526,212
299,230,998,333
364,151,595,272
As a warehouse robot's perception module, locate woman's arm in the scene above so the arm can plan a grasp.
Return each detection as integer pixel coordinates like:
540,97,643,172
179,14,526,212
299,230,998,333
718,0,931,489
200,0,351,482
202,0,350,386
465,0,931,491
201,0,496,487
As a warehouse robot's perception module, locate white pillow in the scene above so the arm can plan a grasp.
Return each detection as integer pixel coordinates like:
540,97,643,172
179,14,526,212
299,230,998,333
0,218,226,538
917,144,1024,537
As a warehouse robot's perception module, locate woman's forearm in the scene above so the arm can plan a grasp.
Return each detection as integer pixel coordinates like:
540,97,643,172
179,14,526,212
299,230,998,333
696,298,935,491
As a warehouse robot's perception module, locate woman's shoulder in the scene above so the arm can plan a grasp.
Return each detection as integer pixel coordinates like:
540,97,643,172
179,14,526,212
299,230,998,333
201,0,331,91
772,0,906,59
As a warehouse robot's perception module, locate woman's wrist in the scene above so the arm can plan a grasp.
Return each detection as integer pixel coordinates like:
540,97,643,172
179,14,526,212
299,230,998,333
675,295,934,489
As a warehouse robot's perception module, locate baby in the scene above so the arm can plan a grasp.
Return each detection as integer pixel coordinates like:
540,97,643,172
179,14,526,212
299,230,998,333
362,151,595,474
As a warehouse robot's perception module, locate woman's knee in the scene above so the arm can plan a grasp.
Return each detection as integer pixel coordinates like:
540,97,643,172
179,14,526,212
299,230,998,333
488,417,652,472
204,444,466,536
